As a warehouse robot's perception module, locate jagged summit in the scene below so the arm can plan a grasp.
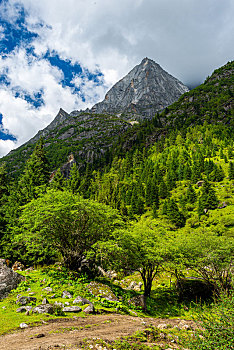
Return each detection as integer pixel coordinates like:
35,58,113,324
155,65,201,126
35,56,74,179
86,57,189,119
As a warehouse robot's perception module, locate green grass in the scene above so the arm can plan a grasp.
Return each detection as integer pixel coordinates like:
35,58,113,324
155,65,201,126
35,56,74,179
0,265,215,335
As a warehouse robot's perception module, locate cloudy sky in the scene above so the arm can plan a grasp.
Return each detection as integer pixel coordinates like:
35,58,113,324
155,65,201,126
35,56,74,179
0,0,233,157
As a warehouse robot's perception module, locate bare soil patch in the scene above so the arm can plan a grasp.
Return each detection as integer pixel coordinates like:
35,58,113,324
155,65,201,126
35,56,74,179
0,314,195,350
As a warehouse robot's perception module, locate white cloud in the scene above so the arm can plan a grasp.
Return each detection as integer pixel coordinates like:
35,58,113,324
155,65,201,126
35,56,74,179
0,48,106,156
15,0,234,85
0,139,17,158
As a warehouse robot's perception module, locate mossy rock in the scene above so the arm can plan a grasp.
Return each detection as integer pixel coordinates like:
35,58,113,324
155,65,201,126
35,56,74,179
87,281,118,301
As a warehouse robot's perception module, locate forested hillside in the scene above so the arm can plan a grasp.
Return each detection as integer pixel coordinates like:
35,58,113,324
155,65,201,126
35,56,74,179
0,61,233,349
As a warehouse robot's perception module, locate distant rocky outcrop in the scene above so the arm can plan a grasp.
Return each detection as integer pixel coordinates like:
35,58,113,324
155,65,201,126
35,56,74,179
81,57,189,119
0,259,25,299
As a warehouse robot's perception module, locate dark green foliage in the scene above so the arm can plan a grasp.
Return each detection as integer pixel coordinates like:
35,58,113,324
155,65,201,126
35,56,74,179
50,168,66,190
186,183,197,203
18,139,50,202
166,198,186,227
158,180,168,199
228,161,234,180
198,180,219,216
67,163,80,193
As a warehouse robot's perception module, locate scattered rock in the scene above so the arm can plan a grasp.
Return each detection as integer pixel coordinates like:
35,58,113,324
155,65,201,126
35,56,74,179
54,301,64,307
42,298,49,305
73,296,92,305
157,323,169,330
64,301,70,306
19,323,28,329
42,287,53,293
16,306,32,313
36,334,45,338
0,259,25,300
16,296,37,305
83,304,95,314
196,180,204,187
62,290,72,299
181,324,191,330
218,202,227,209
32,304,54,314
62,306,82,313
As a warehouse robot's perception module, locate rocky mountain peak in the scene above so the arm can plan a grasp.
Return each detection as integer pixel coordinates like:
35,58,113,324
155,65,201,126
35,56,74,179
89,57,189,119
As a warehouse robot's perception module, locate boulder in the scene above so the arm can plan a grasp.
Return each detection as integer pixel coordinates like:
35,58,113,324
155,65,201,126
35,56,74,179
73,296,92,305
83,304,95,314
87,281,118,301
62,290,72,299
176,278,215,301
62,306,82,313
128,295,145,309
16,306,32,313
32,304,54,314
42,298,49,305
16,296,37,305
0,259,25,299
20,323,28,329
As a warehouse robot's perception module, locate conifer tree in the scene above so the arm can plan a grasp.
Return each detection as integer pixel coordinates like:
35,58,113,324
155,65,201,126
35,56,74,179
228,162,234,180
158,180,168,199
50,168,65,190
198,180,218,216
167,199,185,227
19,139,50,202
186,183,197,203
67,163,80,193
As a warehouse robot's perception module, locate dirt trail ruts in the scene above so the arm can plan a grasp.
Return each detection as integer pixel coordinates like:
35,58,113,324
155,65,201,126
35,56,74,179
0,314,194,350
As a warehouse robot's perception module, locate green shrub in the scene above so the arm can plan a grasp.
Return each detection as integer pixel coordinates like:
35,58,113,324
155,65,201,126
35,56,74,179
184,292,234,349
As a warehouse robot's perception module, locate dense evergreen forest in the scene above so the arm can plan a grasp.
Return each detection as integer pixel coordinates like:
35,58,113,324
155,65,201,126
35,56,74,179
0,61,233,349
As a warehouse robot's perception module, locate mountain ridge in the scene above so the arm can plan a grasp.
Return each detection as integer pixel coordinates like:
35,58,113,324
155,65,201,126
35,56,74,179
1,60,233,177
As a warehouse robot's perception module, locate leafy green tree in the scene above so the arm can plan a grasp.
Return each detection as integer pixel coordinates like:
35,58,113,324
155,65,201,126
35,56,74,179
97,218,169,310
173,230,234,294
19,190,121,270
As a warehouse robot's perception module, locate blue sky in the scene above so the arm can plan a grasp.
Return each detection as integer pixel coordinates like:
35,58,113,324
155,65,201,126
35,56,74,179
0,0,233,157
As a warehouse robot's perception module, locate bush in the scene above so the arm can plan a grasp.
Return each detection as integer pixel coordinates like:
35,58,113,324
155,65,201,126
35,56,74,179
184,292,234,349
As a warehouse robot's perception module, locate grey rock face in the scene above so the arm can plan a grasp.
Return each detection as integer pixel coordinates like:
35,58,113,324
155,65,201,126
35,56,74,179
0,259,25,300
90,58,189,119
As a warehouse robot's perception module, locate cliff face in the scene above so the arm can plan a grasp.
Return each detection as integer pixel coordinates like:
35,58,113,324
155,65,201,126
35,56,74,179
88,58,189,119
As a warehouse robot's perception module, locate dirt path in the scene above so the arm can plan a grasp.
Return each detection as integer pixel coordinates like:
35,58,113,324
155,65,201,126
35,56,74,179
0,314,194,350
